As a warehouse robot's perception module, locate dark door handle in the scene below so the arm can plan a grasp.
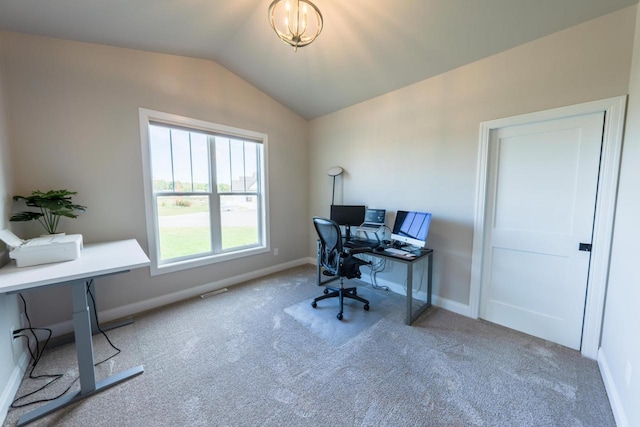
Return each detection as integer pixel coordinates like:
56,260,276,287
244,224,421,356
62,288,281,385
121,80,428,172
579,243,592,252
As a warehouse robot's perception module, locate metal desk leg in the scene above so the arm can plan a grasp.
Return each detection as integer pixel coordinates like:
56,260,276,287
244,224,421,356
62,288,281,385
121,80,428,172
406,252,433,326
427,254,433,306
72,280,97,393
17,280,144,426
405,262,413,325
316,243,322,286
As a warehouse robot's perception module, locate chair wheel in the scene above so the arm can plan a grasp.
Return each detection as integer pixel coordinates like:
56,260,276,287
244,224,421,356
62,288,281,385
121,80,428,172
323,288,329,294
364,304,369,311
337,313,343,320
311,301,317,308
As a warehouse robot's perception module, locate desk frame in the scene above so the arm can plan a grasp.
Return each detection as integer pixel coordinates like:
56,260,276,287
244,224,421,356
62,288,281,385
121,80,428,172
0,239,149,426
316,242,433,325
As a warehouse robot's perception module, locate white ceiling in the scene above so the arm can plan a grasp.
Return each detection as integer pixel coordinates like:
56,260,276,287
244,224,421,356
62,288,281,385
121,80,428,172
0,0,637,119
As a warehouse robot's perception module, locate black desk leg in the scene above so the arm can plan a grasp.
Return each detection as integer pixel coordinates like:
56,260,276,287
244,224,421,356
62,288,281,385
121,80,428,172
405,252,433,326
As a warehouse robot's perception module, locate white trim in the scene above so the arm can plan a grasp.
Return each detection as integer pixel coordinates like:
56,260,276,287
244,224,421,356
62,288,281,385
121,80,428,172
43,258,310,337
365,275,471,317
0,350,29,425
598,348,629,427
469,96,627,359
431,295,471,317
138,108,270,276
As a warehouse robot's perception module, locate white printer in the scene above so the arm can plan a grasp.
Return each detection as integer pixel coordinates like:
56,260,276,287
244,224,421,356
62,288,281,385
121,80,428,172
0,229,83,267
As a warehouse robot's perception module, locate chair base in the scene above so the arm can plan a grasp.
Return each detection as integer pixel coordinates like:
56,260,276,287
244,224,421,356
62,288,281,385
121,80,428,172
311,285,370,320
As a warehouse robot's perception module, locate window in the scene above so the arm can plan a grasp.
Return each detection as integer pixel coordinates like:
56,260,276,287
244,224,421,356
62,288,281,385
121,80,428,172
139,109,269,275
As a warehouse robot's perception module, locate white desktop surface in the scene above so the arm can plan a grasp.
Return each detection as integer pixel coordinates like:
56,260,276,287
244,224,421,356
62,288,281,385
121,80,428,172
0,239,150,294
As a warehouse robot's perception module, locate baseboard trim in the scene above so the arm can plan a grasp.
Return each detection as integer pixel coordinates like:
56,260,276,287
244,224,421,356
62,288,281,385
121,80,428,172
46,258,311,337
598,347,629,427
0,349,30,425
432,295,471,317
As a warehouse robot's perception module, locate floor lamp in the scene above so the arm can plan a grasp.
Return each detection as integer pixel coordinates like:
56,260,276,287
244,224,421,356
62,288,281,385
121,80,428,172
327,166,343,205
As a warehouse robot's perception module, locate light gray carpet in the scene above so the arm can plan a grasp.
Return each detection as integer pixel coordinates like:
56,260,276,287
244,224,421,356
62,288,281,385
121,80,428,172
4,265,614,426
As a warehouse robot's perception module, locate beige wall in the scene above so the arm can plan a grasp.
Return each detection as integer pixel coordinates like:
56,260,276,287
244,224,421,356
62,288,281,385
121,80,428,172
0,35,25,419
600,4,640,426
309,7,635,306
0,31,310,328
1,5,639,423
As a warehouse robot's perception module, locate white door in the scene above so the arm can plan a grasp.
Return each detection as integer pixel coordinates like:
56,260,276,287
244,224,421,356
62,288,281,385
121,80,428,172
479,112,604,350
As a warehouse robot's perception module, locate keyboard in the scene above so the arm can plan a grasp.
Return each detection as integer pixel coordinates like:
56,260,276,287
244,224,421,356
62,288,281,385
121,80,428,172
344,239,379,249
384,247,415,257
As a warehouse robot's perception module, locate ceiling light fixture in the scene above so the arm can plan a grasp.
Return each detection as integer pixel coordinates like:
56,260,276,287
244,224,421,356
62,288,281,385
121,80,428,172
268,0,323,52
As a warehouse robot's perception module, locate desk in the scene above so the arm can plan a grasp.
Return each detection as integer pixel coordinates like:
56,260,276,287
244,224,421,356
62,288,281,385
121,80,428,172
316,242,433,325
0,239,150,426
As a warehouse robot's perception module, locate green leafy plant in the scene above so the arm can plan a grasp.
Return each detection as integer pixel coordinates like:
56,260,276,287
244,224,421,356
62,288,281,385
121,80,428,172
10,190,86,235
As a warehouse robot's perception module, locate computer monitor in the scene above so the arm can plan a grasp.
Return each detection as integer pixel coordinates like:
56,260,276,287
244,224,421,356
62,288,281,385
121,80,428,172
330,205,366,240
391,210,432,248
330,205,366,226
364,208,386,224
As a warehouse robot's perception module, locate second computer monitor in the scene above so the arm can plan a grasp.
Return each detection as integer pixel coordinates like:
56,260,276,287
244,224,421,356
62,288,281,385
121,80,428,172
391,210,432,248
330,205,366,226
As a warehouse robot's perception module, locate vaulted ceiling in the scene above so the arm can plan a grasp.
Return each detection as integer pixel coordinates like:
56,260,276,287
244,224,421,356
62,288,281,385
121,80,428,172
0,0,637,119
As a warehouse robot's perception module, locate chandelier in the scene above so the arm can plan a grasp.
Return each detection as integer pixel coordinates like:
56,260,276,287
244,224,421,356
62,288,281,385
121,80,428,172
268,0,323,51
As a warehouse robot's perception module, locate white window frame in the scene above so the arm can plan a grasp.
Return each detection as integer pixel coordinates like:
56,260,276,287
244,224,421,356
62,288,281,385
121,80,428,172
139,108,270,276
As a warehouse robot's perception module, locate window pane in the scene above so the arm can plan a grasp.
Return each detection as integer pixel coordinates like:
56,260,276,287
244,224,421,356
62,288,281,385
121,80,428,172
150,125,173,192
244,142,258,191
171,129,192,192
191,133,210,192
220,195,259,250
215,137,231,192
230,139,245,192
156,195,212,261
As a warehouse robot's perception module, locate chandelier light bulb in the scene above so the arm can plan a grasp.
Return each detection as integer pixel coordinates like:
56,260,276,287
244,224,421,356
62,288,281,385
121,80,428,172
268,0,323,52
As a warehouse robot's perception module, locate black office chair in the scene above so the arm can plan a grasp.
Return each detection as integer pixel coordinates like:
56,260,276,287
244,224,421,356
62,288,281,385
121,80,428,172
312,217,371,320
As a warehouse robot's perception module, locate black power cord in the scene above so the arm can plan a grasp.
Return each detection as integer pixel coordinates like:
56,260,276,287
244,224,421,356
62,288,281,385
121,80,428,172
11,281,122,408
86,279,121,364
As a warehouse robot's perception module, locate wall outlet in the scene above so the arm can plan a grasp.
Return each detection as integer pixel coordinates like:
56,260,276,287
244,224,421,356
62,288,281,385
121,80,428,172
273,248,279,256
625,361,633,387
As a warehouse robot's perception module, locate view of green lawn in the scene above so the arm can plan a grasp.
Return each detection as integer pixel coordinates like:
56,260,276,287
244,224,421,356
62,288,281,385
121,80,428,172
157,197,258,260
159,226,257,260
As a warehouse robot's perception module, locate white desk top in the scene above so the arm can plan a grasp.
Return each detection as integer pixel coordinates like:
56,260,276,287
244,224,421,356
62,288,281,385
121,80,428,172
0,239,150,294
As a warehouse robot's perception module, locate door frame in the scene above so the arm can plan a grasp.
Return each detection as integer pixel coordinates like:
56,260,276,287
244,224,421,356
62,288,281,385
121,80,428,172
469,96,627,359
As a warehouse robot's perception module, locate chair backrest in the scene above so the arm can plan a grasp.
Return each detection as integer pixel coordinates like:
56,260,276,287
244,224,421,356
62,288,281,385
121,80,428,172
313,217,343,276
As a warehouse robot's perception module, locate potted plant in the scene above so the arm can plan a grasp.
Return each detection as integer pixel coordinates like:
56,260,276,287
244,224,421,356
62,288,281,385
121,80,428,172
10,189,86,235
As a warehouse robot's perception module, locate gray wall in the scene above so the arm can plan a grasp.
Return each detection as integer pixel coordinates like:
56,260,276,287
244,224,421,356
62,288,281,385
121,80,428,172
599,4,640,426
1,5,639,426
0,35,25,420
0,31,310,329
309,7,635,308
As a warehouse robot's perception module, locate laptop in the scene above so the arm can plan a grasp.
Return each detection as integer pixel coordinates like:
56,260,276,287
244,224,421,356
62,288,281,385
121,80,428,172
357,208,386,232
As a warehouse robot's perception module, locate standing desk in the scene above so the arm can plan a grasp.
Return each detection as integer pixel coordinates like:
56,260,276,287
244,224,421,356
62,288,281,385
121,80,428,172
316,242,433,325
0,239,150,426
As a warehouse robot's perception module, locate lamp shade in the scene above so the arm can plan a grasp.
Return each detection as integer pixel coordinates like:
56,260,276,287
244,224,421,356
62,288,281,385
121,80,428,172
327,166,343,177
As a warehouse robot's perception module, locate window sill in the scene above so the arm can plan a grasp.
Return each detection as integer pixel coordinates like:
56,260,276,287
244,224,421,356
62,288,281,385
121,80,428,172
150,246,270,276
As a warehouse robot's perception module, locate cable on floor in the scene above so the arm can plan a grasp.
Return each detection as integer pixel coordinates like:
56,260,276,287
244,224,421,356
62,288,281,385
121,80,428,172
10,281,122,408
